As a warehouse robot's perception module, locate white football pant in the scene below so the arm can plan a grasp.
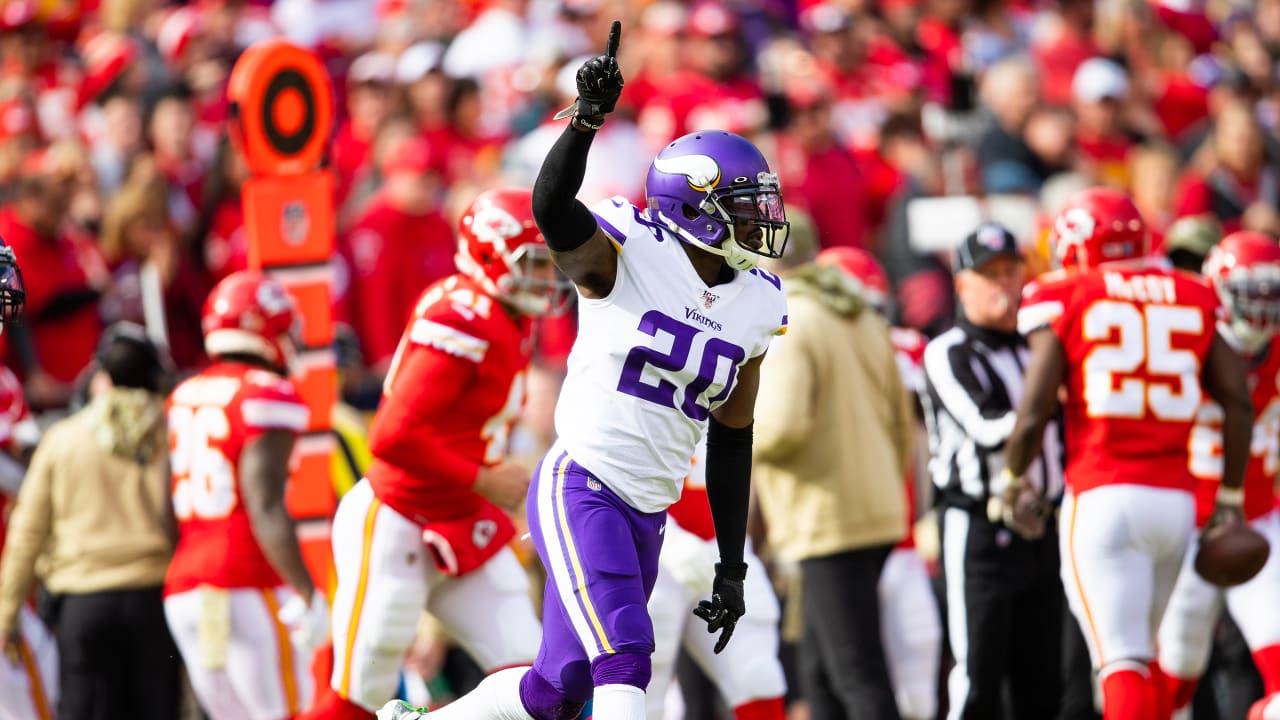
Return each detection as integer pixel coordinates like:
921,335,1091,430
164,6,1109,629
1060,486,1194,676
165,585,314,720
878,547,942,720
1159,510,1280,680
0,607,57,720
646,539,786,719
328,479,541,711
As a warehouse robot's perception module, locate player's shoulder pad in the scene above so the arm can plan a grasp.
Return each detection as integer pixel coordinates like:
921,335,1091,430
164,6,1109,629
242,368,303,401
408,275,500,364
589,196,671,252
1018,268,1075,335
744,266,788,335
239,369,309,432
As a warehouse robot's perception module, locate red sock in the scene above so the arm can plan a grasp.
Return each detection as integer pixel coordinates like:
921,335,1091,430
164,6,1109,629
1163,673,1199,711
1249,691,1280,720
299,687,375,720
734,697,786,720
1148,662,1172,720
310,641,336,710
1255,645,1280,695
1102,668,1155,720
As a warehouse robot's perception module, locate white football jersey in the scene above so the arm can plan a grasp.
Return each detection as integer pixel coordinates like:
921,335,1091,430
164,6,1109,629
554,197,789,513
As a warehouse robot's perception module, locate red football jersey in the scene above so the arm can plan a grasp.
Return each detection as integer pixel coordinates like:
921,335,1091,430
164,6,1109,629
1020,260,1221,495
891,326,926,550
668,440,715,542
0,364,36,559
1188,337,1280,525
164,362,310,595
366,275,532,528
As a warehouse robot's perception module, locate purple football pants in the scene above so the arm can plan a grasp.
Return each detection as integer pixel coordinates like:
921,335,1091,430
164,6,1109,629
518,441,666,719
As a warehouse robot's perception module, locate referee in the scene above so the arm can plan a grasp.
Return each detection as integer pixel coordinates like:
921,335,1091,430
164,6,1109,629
922,224,1065,719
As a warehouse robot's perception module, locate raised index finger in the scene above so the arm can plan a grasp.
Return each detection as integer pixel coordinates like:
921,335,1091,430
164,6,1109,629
605,20,621,58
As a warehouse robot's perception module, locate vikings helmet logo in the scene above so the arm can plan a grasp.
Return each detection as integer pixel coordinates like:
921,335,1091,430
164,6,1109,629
652,153,721,192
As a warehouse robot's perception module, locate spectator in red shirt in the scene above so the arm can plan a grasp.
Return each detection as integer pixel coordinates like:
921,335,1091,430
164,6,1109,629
768,78,870,251
147,84,203,234
636,3,767,145
624,1,688,119
331,51,399,209
342,135,455,378
1030,0,1099,106
1071,58,1139,188
1130,142,1181,248
99,156,210,372
192,134,251,282
87,91,144,198
0,170,104,408
1174,99,1280,235
424,76,508,186
0,96,38,203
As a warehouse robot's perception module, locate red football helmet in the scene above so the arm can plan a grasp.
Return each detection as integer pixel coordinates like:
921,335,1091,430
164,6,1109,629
202,270,300,374
455,187,573,316
815,246,889,310
1203,231,1280,354
1050,188,1148,270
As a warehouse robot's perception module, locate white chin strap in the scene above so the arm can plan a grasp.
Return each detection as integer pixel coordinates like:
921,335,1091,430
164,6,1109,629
655,212,760,271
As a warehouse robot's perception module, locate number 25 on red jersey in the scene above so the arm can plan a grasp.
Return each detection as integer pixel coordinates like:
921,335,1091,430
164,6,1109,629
1083,301,1203,420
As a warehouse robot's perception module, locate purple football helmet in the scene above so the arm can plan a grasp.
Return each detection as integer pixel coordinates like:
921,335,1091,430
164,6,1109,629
0,242,22,327
645,130,789,270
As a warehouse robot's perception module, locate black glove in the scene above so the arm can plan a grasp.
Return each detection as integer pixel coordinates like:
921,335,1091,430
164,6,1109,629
692,562,747,654
555,21,624,126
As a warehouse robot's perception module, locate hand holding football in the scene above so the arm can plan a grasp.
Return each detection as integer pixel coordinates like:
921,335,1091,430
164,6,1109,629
1194,523,1270,587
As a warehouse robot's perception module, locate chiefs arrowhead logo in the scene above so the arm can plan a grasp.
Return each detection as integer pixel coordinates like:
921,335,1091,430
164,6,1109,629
473,519,497,549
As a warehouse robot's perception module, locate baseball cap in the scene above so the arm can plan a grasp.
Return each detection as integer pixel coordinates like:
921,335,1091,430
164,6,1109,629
349,51,396,86
953,223,1023,273
396,42,444,85
1072,58,1130,103
1163,215,1223,257
383,136,442,177
688,3,740,37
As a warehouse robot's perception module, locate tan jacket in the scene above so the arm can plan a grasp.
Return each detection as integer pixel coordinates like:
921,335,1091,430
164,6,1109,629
0,389,173,635
753,264,912,562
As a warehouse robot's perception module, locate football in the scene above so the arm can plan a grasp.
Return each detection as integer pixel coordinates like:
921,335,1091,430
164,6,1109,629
1195,523,1271,587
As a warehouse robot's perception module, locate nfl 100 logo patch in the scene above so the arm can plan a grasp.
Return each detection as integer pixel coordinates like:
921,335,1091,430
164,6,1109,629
701,290,719,309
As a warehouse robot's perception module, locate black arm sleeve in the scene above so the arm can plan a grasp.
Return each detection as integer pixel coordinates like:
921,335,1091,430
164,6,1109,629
705,416,753,569
531,123,600,252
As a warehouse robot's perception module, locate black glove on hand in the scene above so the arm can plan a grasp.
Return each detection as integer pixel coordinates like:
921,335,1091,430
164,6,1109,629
692,562,747,654
556,21,624,127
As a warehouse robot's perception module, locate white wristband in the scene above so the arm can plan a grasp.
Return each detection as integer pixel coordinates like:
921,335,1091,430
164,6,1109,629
1216,486,1244,507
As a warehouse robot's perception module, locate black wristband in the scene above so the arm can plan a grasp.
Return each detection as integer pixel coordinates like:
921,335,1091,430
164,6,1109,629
705,416,753,569
532,123,599,252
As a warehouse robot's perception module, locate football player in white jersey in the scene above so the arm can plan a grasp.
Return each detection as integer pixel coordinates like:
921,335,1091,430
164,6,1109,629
381,21,789,720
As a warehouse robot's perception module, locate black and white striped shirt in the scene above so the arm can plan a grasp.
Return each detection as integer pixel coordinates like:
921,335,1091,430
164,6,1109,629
922,319,1064,509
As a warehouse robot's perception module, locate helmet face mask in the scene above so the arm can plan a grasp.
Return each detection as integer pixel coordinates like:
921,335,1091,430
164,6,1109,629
1204,231,1280,355
498,243,574,317
0,245,24,328
1222,273,1280,353
646,131,790,271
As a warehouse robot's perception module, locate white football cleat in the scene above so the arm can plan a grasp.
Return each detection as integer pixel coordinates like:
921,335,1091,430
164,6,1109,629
377,700,427,719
